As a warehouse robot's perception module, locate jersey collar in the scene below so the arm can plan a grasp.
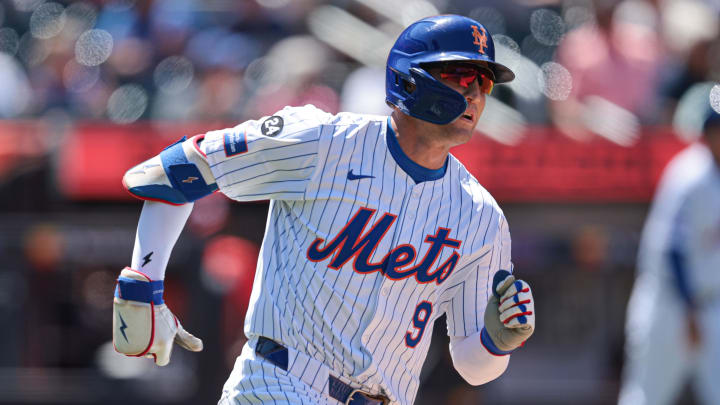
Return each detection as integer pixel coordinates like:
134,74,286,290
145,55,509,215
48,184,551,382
386,117,448,184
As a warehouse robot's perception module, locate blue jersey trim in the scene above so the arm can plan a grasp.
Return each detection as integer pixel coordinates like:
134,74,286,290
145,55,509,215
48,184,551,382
114,277,164,305
481,327,514,356
127,185,187,205
669,248,695,308
668,203,696,309
386,117,447,183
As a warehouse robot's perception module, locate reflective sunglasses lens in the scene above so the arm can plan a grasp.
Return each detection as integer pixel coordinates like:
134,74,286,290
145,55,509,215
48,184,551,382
479,73,494,95
440,71,477,88
440,66,494,94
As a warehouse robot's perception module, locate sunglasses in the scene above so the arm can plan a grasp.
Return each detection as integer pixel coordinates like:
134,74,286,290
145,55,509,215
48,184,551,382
436,64,494,95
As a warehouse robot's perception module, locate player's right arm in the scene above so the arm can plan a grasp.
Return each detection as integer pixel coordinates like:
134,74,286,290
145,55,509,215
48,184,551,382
114,105,332,365
113,130,214,365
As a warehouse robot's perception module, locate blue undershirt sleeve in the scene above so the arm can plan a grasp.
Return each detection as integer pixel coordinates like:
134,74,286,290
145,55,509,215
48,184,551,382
667,200,695,309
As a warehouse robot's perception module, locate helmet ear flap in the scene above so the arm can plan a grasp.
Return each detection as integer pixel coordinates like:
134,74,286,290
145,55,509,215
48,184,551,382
401,67,467,125
403,79,416,94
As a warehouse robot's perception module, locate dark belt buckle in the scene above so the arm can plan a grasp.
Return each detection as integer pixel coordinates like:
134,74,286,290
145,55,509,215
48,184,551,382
255,337,288,371
346,389,389,405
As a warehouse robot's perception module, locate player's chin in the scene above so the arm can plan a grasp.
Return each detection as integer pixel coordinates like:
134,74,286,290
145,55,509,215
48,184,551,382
448,117,477,140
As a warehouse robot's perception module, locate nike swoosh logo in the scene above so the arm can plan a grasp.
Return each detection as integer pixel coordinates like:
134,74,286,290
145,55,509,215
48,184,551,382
347,170,375,180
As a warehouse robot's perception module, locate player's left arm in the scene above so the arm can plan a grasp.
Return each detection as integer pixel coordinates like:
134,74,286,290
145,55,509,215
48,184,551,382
447,215,535,385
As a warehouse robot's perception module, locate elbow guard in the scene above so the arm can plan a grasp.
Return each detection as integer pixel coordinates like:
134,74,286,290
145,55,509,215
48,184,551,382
123,135,218,205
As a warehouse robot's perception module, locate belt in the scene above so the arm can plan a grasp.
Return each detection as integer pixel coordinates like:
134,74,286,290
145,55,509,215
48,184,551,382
255,337,389,405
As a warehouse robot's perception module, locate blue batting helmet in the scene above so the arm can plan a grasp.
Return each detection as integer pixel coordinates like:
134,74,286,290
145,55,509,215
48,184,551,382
386,15,515,125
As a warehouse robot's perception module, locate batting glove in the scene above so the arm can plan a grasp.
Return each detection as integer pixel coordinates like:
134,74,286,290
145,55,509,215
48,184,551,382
481,270,535,355
112,267,203,366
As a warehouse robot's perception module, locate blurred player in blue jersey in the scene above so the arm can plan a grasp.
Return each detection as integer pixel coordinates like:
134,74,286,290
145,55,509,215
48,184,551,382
619,108,720,405
112,15,536,404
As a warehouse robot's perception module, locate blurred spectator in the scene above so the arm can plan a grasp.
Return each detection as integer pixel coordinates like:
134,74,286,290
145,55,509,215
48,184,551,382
0,53,31,117
340,66,393,115
660,35,720,125
550,0,664,144
243,35,340,118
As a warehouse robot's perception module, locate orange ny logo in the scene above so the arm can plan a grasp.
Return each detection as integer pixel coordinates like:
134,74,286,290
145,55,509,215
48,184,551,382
471,25,488,54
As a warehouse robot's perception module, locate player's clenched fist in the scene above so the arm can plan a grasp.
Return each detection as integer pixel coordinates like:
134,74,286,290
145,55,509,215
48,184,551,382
112,268,203,366
481,270,535,355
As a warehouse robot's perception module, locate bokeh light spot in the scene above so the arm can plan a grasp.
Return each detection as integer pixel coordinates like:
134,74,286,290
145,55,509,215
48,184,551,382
12,0,46,13
521,35,555,65
492,34,521,71
75,29,113,66
469,7,506,36
493,34,520,54
564,5,595,31
107,84,148,123
255,0,290,8
401,1,440,27
18,33,49,66
710,84,720,114
154,55,194,95
244,57,272,91
0,28,19,56
30,2,66,39
538,62,573,101
63,60,99,93
530,9,565,46
62,2,98,38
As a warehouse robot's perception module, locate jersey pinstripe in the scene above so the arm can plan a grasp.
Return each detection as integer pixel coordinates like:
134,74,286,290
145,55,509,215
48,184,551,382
202,105,512,405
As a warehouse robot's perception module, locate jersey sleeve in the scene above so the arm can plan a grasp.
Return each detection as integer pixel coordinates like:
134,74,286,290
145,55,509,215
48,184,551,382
667,182,720,308
667,195,695,308
200,105,333,201
443,213,513,338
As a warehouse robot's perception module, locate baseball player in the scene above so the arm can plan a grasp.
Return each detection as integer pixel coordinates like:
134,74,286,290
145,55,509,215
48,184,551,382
113,15,536,405
618,108,720,405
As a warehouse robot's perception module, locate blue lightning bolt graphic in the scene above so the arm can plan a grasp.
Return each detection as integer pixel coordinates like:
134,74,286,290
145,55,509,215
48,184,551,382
118,313,129,342
142,251,153,267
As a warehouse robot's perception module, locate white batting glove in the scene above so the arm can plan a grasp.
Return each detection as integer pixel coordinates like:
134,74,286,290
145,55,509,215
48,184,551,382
481,270,535,355
113,267,203,366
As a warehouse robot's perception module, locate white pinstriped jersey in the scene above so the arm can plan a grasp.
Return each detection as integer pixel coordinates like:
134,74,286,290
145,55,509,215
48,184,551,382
620,145,720,405
636,144,720,304
201,105,512,405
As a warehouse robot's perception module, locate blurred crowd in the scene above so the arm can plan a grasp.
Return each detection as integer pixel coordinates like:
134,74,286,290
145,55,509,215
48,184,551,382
0,0,382,126
0,0,718,141
1,0,720,404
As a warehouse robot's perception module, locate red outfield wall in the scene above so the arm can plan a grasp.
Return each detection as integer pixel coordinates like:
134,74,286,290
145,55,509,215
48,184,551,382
0,121,687,203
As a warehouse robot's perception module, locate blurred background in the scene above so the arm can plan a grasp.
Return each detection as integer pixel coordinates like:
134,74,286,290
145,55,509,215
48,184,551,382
0,0,719,404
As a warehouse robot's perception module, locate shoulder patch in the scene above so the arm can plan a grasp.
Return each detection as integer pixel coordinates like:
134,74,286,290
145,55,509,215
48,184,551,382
224,130,248,157
261,116,284,137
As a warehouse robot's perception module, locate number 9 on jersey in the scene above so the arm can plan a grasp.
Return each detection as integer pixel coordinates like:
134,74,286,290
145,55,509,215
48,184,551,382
405,301,433,348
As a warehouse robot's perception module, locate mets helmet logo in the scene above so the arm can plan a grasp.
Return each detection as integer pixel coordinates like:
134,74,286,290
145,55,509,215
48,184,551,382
471,25,488,55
